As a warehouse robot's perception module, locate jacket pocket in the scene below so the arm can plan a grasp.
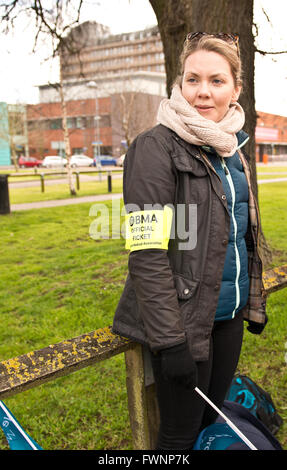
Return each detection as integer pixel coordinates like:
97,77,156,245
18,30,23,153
172,151,207,176
173,273,198,300
172,151,209,205
173,274,199,327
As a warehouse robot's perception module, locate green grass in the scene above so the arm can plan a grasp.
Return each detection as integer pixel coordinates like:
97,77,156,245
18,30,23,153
257,166,287,173
258,175,287,180
237,182,287,449
0,181,286,450
257,182,287,266
0,202,131,450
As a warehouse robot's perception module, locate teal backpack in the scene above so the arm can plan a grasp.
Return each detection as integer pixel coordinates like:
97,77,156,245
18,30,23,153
194,374,283,451
225,374,283,435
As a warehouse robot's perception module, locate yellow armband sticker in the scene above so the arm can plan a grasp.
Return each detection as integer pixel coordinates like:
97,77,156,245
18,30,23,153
125,206,173,252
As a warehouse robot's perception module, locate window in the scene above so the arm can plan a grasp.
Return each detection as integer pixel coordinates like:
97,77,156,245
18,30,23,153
50,119,62,129
101,146,113,155
72,148,84,155
67,118,74,128
76,117,83,128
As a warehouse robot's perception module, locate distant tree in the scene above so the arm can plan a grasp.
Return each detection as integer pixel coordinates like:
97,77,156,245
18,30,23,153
0,0,88,195
111,86,162,150
7,105,28,170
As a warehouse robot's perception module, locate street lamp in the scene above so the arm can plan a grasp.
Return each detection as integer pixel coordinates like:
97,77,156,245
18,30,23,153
87,80,102,171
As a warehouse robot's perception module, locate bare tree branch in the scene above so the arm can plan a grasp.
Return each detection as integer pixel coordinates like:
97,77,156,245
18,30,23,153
255,47,287,56
0,0,87,56
262,6,272,25
254,5,287,56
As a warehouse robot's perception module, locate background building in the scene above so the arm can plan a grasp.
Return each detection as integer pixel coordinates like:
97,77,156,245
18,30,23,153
25,22,167,159
27,91,162,159
61,23,165,81
0,102,11,166
0,103,29,166
256,111,287,162
1,22,287,165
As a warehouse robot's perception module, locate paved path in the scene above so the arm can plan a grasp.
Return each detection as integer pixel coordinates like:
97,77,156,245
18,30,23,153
257,177,287,184
257,172,287,176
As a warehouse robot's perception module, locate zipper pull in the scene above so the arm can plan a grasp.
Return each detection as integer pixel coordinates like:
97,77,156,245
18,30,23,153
221,157,229,175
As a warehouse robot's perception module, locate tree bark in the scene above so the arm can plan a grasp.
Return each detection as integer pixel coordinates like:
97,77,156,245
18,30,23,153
59,51,77,196
149,0,272,265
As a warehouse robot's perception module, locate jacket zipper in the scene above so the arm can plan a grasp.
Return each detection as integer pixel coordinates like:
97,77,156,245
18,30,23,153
198,148,221,179
220,157,241,318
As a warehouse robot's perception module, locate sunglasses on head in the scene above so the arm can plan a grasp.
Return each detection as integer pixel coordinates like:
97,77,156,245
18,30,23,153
186,32,240,57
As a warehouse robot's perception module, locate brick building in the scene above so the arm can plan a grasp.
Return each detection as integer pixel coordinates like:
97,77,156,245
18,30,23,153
256,111,287,162
27,92,287,161
27,97,112,158
27,91,163,159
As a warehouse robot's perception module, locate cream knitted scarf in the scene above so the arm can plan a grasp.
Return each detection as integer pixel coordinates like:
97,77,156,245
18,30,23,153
157,84,245,157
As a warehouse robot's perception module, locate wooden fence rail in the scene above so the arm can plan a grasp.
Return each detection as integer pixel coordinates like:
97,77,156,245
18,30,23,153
0,264,286,450
8,169,123,193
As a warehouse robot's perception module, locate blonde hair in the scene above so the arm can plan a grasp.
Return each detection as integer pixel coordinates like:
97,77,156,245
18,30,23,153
177,35,243,89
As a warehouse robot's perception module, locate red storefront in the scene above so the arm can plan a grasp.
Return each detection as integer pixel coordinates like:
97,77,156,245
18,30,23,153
255,111,287,162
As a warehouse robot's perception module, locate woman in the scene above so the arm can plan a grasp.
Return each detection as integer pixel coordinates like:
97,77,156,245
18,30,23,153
112,33,267,450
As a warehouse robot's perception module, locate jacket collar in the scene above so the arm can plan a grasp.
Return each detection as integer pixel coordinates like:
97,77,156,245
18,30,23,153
171,129,249,160
236,130,249,150
196,130,249,155
171,132,202,159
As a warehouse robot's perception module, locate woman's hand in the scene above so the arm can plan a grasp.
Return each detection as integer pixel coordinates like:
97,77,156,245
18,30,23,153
161,341,198,389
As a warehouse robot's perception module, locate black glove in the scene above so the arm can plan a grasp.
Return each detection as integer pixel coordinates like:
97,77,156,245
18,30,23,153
161,341,197,389
247,314,268,335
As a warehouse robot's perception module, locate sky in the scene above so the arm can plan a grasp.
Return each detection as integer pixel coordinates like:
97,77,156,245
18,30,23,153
0,0,286,117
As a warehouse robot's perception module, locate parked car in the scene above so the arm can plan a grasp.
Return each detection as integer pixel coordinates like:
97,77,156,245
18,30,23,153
116,154,126,167
93,155,117,167
42,156,68,168
18,156,42,168
70,154,93,167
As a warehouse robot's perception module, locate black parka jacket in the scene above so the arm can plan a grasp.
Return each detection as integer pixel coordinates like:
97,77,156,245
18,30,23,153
112,124,267,362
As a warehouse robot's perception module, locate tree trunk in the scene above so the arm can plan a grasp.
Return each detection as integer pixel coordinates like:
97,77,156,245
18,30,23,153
59,53,76,196
9,141,19,172
149,0,272,265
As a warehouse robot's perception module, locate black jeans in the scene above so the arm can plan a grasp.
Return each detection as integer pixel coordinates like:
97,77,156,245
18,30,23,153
150,310,244,450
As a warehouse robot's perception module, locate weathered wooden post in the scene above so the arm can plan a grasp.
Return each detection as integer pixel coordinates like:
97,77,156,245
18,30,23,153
0,174,10,214
76,172,80,190
107,171,112,193
124,344,159,450
40,173,45,193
